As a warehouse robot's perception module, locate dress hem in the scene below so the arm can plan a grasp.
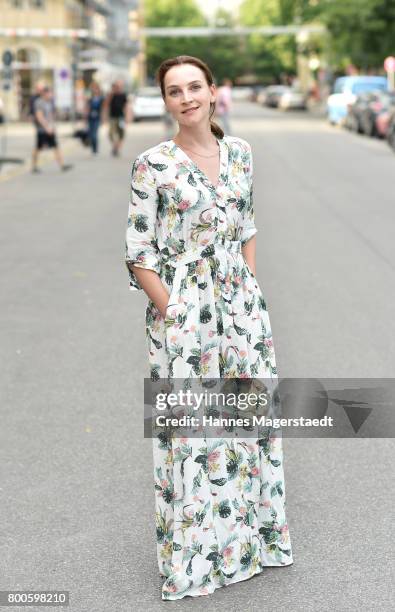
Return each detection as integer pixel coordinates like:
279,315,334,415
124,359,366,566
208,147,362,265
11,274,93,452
160,558,294,601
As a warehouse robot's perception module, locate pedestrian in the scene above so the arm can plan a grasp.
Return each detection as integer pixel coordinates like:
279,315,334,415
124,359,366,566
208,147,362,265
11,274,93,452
31,86,72,173
29,81,45,122
216,77,233,135
105,80,128,157
125,55,293,601
85,81,104,155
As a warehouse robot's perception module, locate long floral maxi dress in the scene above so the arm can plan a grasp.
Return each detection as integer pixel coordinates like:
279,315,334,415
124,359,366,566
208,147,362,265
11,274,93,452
125,135,294,600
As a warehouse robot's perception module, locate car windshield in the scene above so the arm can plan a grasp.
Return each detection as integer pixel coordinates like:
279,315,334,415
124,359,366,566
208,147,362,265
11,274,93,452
351,81,387,94
334,79,387,94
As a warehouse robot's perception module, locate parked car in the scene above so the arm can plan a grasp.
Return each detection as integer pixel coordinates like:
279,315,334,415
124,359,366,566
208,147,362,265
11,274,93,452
262,85,289,108
372,91,395,138
131,87,165,121
256,86,269,105
386,108,395,152
278,86,307,110
345,89,395,136
231,86,254,101
327,76,388,125
344,91,374,133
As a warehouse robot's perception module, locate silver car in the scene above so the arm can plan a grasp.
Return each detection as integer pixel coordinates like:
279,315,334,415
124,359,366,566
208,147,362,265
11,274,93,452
278,87,307,110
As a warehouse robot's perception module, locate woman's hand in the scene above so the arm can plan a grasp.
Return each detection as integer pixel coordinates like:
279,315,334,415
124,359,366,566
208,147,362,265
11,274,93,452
130,265,169,319
241,235,257,276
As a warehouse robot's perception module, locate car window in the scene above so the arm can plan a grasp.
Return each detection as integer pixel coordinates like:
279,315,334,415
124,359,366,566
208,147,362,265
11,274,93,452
351,81,387,94
334,79,346,94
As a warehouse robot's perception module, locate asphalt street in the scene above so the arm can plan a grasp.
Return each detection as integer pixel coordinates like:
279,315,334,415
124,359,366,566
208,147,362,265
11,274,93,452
0,103,394,611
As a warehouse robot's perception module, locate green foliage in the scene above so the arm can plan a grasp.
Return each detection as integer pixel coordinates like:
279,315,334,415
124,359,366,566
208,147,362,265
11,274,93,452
143,0,394,84
317,0,395,70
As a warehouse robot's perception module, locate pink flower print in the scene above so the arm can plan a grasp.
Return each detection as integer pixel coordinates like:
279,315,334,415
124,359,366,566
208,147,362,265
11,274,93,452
208,330,216,337
240,350,247,358
250,467,259,476
239,507,247,515
208,450,220,464
160,479,169,488
263,500,271,508
201,352,211,364
281,525,289,533
170,335,177,343
223,546,233,557
179,200,190,211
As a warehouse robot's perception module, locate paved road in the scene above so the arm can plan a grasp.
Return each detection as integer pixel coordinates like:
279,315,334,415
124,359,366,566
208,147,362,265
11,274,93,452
0,104,393,611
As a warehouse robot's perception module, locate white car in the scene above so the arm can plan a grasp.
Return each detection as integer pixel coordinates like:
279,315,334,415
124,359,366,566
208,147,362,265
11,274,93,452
278,87,307,110
131,87,165,121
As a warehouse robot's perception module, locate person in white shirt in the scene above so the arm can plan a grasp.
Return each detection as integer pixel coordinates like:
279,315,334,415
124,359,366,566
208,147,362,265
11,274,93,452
216,78,233,134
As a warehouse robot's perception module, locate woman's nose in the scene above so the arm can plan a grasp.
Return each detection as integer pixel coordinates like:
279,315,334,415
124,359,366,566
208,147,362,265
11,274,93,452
180,89,193,103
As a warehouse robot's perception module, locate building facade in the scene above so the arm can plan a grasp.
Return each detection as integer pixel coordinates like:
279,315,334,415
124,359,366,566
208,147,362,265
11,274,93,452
0,0,139,119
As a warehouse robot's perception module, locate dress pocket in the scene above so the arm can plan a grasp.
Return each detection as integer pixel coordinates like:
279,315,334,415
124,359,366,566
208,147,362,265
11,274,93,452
164,266,182,322
244,262,264,297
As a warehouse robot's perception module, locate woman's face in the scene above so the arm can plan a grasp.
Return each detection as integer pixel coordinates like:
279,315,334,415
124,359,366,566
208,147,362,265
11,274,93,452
163,63,216,127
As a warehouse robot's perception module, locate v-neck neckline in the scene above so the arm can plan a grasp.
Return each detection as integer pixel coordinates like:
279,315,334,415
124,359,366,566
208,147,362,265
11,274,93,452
168,135,227,192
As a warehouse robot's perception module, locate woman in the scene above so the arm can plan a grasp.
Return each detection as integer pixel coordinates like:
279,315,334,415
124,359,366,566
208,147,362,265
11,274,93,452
85,81,104,155
125,55,293,600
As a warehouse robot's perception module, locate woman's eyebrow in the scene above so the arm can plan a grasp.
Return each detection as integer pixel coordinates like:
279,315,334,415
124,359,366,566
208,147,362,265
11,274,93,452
166,80,202,90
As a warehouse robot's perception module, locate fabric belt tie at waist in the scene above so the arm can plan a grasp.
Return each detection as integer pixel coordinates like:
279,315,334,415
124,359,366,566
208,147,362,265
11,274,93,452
161,238,242,268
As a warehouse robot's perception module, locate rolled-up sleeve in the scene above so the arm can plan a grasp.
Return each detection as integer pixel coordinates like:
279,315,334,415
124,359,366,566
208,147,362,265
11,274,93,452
125,155,161,291
240,143,258,246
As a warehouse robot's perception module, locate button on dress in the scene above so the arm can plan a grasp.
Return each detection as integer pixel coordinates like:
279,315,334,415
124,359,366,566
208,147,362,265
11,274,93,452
125,136,293,600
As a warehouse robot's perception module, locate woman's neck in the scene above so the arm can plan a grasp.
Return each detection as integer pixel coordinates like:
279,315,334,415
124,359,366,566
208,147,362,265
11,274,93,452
174,126,216,148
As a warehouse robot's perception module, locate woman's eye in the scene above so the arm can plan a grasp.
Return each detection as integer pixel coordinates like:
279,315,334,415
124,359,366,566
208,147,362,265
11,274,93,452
169,85,201,96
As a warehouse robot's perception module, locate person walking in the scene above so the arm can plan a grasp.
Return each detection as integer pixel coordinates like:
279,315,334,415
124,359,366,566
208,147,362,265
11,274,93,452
125,55,293,601
31,86,72,173
216,77,233,135
85,81,104,155
106,80,128,157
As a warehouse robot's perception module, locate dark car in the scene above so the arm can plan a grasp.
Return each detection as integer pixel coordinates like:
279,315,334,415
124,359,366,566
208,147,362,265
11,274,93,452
387,107,395,152
263,85,289,108
345,91,373,133
360,90,395,137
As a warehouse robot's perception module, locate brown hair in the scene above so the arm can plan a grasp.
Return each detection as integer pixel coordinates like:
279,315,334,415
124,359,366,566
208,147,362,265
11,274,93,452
156,55,224,139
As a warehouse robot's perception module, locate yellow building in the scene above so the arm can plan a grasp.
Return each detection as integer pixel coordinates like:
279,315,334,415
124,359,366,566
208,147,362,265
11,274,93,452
0,0,133,119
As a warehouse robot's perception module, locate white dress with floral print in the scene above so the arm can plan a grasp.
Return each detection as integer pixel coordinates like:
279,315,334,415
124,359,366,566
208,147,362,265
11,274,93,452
125,136,293,600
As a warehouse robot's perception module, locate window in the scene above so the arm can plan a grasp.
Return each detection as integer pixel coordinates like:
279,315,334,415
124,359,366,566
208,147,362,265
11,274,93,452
8,0,46,7
29,0,46,8
9,0,24,8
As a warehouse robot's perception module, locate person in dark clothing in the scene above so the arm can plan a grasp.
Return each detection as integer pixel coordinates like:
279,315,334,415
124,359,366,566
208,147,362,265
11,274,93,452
31,86,72,173
105,80,129,157
85,81,104,154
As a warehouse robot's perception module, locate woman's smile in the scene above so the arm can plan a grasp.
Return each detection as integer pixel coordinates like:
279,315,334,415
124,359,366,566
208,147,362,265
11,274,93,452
182,106,199,114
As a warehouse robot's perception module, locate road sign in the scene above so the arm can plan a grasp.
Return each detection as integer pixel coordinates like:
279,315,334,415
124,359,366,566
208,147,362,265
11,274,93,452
2,50,14,67
384,56,395,72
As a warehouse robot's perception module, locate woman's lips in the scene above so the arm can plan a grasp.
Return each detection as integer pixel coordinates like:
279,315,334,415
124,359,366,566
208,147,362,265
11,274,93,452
182,107,199,114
